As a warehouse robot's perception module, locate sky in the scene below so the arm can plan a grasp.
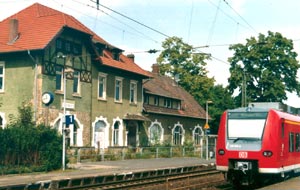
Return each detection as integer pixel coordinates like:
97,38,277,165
1,0,300,107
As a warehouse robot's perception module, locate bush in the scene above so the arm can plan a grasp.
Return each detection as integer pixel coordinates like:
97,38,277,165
0,102,62,174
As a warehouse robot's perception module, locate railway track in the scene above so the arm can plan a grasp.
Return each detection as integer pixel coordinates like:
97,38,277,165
56,165,225,190
0,165,227,190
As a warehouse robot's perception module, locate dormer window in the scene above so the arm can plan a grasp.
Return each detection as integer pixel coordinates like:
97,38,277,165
65,41,71,53
164,98,171,108
112,52,120,61
154,97,159,106
56,38,63,50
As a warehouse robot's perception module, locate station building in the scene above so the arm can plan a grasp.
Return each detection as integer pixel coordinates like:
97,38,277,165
0,3,209,150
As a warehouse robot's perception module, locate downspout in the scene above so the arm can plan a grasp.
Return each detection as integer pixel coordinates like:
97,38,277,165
27,50,38,126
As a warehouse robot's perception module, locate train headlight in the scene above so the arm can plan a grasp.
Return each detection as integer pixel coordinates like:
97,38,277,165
263,151,273,157
218,149,225,155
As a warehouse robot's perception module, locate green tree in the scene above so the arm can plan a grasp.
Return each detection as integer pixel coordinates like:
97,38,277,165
209,85,235,134
157,37,235,133
157,36,215,104
228,31,300,105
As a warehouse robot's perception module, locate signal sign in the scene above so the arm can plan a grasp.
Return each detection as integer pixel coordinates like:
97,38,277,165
204,123,210,129
65,115,74,125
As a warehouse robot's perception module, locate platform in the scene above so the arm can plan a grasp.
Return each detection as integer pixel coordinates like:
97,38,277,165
0,158,215,189
258,176,300,190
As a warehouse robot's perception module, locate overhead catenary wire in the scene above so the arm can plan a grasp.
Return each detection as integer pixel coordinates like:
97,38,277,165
206,0,248,31
67,0,160,43
222,0,257,34
206,0,221,46
89,0,171,39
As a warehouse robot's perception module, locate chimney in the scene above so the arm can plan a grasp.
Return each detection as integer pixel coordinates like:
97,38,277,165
152,64,160,74
8,19,19,44
127,54,135,62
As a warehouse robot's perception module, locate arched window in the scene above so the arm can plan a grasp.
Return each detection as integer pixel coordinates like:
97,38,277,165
72,124,78,146
95,121,106,132
149,124,162,144
194,127,202,145
94,120,106,149
113,121,120,146
173,125,183,145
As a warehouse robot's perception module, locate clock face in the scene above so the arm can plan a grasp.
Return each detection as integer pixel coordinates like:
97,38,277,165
42,92,54,105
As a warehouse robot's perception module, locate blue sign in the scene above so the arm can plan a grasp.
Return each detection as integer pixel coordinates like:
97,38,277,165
65,115,74,125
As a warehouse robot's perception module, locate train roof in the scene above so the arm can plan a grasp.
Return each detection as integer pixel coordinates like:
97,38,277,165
227,107,270,113
227,107,300,122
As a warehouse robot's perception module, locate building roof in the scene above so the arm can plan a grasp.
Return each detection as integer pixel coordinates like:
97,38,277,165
0,3,150,77
143,73,207,119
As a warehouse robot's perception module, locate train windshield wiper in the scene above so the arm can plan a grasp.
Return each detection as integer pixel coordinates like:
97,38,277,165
233,137,260,143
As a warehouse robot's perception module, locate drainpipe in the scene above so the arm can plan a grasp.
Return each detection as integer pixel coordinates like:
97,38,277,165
27,50,38,126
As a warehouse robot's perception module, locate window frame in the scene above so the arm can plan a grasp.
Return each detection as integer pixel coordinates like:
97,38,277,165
73,70,81,95
173,125,183,145
55,65,63,92
130,80,137,104
98,72,107,100
114,77,123,103
113,122,120,146
193,127,202,145
0,62,5,93
164,98,171,108
289,132,295,152
154,96,159,106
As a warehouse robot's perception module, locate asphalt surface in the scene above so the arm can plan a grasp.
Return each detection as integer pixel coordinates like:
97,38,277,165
0,157,216,187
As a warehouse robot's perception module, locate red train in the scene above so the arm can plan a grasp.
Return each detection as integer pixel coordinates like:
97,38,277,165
216,107,300,186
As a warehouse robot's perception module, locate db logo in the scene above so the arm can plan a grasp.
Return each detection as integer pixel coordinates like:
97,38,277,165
239,151,248,158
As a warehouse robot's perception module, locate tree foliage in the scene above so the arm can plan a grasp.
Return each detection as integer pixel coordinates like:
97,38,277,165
228,31,300,104
157,36,215,104
209,85,235,134
157,37,235,133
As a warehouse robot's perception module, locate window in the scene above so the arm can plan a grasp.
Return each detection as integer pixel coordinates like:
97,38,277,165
0,62,4,92
227,112,268,139
296,133,300,152
149,124,162,144
98,73,107,100
144,95,149,104
164,98,171,108
194,127,202,145
55,66,63,91
65,41,71,53
154,97,159,106
112,52,120,61
113,122,120,145
115,77,123,102
56,38,63,50
289,132,295,152
130,81,137,104
173,125,183,145
73,71,80,94
73,124,78,146
94,120,107,149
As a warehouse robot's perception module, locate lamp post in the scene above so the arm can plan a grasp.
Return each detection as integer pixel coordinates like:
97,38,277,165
205,100,213,126
62,67,73,171
205,100,213,160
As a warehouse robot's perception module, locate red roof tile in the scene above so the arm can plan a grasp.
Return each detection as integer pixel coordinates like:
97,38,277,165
0,3,107,52
0,3,150,77
100,50,151,77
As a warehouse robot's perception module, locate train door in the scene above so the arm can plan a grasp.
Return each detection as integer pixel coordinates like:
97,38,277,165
280,120,285,164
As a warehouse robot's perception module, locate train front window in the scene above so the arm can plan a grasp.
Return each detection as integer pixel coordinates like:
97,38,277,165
227,112,268,140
